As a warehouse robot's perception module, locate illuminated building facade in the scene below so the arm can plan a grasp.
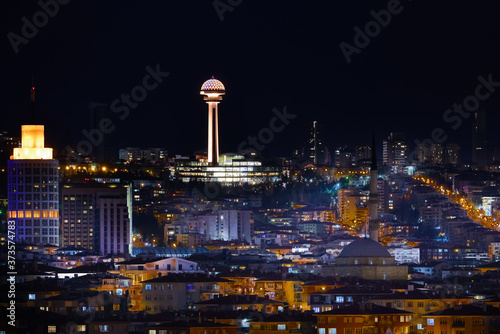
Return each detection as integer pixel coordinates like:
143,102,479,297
382,132,407,171
8,125,59,245
175,154,281,184
61,184,132,254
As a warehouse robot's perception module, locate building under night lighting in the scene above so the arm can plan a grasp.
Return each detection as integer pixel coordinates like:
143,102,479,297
175,78,281,184
61,183,133,255
8,124,59,245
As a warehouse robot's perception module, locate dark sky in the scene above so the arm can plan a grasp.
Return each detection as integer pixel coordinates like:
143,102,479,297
2,1,500,160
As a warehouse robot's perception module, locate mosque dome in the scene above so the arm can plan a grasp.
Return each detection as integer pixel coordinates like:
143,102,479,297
338,238,391,258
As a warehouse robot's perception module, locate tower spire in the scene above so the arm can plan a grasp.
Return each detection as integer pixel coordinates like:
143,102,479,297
371,128,377,171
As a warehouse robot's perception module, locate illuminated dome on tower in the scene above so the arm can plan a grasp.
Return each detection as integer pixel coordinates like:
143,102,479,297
201,77,225,92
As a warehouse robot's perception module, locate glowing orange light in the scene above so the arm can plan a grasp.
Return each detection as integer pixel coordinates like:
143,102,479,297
12,125,53,160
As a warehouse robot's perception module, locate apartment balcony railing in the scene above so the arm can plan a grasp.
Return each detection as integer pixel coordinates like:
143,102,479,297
452,321,465,328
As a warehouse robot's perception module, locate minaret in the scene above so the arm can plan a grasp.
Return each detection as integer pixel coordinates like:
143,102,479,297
368,131,380,242
200,76,225,164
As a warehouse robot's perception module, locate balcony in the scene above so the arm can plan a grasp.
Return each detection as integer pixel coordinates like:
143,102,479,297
452,321,465,328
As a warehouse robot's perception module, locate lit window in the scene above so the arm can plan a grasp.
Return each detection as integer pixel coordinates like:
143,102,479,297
99,325,110,332
278,324,286,330
427,318,434,326
318,328,325,334
28,294,36,300
145,285,152,290
48,326,57,333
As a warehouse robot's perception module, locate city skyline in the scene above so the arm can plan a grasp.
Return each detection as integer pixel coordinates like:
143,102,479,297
2,2,500,159
5,3,500,333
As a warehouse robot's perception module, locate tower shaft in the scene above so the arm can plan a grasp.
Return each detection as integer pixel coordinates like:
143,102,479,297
207,102,219,164
368,168,380,242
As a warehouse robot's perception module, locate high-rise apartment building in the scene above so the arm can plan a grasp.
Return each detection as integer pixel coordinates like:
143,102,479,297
382,132,407,171
61,183,132,255
335,147,354,168
430,144,444,165
206,210,254,243
445,143,460,165
415,143,431,163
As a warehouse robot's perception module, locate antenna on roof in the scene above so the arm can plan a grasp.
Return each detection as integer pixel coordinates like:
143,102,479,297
30,78,36,124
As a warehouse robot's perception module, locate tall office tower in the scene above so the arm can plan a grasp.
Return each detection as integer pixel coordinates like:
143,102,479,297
61,183,132,255
8,127,59,245
200,77,225,164
310,121,319,164
303,121,330,165
430,144,444,165
445,143,460,165
415,143,431,163
472,110,488,167
368,134,380,242
382,132,407,170
207,210,253,243
8,86,59,245
89,102,111,161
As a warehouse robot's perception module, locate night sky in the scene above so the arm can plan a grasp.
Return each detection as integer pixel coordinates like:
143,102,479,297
2,1,500,160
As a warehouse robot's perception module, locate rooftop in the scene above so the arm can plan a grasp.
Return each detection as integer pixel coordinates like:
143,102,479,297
338,238,391,258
